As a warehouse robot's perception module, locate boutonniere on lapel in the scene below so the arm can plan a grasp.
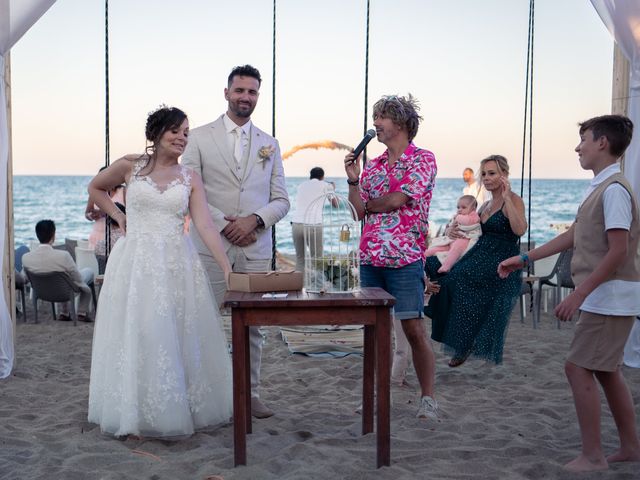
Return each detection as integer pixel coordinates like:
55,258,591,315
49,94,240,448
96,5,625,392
258,145,276,163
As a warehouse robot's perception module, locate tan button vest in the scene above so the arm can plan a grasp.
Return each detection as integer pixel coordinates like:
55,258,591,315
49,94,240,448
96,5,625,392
571,172,640,286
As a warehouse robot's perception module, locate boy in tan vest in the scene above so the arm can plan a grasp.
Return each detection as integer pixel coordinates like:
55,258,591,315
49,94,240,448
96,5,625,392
499,115,640,472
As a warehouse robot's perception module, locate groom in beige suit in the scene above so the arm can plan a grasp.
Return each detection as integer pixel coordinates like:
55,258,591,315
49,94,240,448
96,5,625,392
182,65,289,418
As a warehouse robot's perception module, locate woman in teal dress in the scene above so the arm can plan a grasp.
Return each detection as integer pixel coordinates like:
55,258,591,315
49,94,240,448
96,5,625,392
425,155,528,367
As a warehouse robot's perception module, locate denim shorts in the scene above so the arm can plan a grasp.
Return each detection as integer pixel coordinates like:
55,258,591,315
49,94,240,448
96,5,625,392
360,260,425,320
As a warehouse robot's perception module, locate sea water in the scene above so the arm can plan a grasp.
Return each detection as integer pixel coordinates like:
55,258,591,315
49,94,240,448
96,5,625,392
13,176,588,253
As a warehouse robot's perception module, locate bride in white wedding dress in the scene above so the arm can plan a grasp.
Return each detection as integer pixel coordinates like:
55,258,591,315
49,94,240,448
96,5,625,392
87,106,233,438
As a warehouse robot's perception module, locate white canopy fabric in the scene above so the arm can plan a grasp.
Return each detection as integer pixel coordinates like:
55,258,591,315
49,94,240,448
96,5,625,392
590,0,640,368
0,0,57,378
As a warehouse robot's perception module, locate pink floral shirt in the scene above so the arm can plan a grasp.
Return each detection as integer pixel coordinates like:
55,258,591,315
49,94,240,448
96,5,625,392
359,143,437,268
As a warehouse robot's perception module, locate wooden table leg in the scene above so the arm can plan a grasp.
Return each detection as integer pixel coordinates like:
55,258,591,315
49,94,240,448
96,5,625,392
362,324,374,435
245,324,252,434
232,311,247,466
376,307,391,468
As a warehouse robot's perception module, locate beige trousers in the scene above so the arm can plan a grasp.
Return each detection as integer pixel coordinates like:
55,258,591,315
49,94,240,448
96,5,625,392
58,267,94,315
199,246,271,398
291,222,323,274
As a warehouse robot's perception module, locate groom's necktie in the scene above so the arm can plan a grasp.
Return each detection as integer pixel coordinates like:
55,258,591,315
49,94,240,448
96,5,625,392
233,127,246,164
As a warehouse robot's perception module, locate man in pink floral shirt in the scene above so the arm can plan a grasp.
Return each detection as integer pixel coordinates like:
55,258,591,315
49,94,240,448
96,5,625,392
344,94,438,421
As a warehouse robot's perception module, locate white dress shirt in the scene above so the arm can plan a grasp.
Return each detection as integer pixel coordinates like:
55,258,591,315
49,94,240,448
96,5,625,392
463,181,491,206
223,113,252,163
291,179,335,224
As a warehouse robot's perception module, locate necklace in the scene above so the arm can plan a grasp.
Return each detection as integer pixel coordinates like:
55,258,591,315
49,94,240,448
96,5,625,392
482,199,501,220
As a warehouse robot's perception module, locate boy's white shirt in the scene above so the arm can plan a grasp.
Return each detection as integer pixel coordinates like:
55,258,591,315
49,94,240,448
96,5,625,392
578,162,640,315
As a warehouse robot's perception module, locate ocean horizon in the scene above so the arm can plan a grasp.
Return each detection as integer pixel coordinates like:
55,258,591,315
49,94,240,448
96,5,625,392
13,175,589,254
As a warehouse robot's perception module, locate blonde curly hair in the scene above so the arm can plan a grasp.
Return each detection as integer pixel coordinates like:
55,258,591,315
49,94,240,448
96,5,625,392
372,94,422,141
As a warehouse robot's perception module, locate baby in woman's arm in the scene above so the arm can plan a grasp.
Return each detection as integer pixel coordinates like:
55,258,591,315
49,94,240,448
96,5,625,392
425,195,481,273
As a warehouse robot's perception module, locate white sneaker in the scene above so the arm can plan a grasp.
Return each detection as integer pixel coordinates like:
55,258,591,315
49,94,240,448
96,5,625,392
416,396,439,420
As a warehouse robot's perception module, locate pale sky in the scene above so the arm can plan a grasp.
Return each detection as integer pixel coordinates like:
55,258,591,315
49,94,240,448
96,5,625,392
9,0,613,179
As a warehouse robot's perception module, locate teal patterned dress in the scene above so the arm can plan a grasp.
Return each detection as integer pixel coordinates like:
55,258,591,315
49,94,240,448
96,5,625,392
424,208,522,364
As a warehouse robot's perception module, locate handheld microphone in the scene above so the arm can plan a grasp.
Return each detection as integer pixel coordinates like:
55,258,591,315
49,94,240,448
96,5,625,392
351,129,376,162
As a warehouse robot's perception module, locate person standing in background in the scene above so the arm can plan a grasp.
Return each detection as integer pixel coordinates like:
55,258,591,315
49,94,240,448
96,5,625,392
462,167,490,206
290,167,337,273
85,167,125,253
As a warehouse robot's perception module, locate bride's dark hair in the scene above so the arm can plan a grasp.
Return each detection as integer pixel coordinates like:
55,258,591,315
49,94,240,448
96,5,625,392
136,105,188,176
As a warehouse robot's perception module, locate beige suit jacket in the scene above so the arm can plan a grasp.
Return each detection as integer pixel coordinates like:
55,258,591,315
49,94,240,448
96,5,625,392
182,115,290,260
22,244,90,293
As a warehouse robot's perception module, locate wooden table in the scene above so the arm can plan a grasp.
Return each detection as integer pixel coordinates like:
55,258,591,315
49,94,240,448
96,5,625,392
224,287,395,468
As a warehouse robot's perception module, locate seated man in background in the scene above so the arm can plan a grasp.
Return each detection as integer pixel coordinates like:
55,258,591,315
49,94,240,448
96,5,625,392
22,219,94,322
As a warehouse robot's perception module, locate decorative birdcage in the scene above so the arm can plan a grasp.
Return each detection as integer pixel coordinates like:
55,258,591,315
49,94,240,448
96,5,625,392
303,192,360,293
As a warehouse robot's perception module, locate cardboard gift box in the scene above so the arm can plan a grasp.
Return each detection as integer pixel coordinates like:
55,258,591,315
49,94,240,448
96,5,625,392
228,271,303,292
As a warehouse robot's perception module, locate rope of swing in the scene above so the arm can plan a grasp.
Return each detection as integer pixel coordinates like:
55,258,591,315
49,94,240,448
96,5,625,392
271,0,277,270
359,0,370,236
362,0,370,166
520,0,534,259
104,0,112,258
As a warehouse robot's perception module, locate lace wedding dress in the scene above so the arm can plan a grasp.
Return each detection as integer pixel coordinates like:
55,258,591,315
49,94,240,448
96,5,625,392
88,160,232,437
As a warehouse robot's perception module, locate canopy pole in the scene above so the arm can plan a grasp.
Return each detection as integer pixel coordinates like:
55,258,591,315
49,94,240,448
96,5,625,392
612,44,630,170
3,53,16,350
611,43,630,117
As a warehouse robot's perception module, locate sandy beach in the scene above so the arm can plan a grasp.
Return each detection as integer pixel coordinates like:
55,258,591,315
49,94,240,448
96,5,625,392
1,303,639,480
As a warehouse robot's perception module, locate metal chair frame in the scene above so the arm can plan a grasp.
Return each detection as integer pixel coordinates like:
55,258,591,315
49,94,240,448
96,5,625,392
518,241,535,324
530,249,575,329
14,245,30,320
24,269,97,326
15,272,28,320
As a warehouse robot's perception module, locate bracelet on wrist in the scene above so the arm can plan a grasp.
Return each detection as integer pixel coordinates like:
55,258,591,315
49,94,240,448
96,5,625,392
347,178,359,186
519,253,529,266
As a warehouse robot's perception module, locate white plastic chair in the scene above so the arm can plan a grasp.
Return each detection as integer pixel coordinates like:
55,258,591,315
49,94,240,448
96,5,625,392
75,247,99,278
520,250,561,326
530,253,560,315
